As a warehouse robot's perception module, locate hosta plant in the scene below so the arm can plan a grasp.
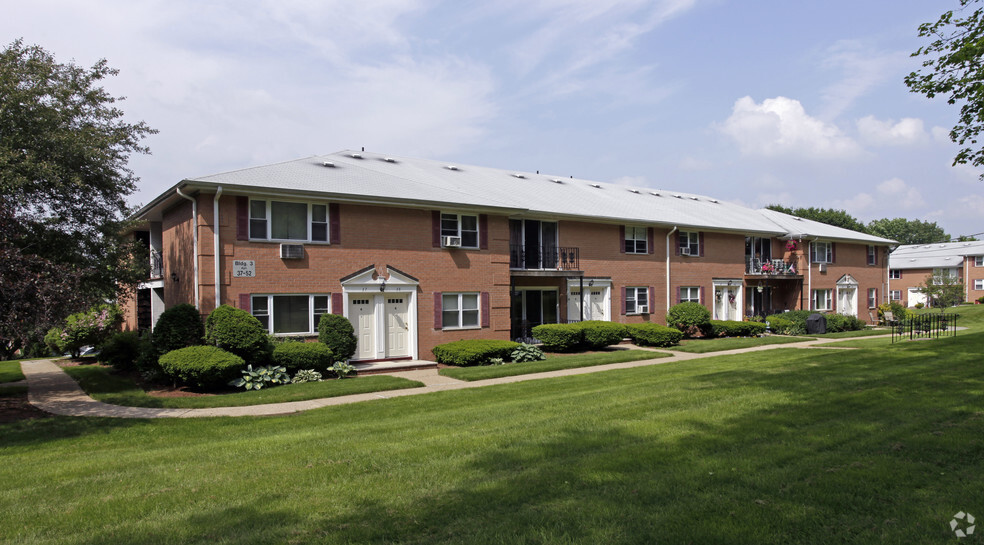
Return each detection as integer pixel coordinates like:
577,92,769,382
511,343,545,363
331,361,356,378
230,364,290,390
291,369,323,384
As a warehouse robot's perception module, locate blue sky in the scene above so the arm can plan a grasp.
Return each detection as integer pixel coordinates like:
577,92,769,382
5,0,981,238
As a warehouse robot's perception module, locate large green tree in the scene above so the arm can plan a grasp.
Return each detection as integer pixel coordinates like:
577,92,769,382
905,0,984,178
866,218,950,245
0,40,155,354
765,205,868,233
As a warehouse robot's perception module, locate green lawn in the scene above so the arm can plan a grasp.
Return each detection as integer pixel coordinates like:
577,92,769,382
0,360,26,383
673,335,812,353
62,365,424,408
801,327,892,339
4,325,984,543
438,349,668,381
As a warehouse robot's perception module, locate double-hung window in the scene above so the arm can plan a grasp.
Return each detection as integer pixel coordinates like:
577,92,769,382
813,289,832,311
251,294,329,334
974,279,984,290
868,288,878,308
442,293,479,329
812,242,832,263
680,286,700,303
250,200,329,242
679,231,699,256
889,269,901,280
976,256,984,267
624,226,647,254
890,290,902,301
626,287,649,314
867,245,877,265
441,213,479,248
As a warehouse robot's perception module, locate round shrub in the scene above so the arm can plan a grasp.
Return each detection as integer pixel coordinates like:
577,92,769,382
318,314,357,362
765,315,805,336
431,339,521,366
272,341,333,373
579,321,628,349
205,305,272,366
531,323,583,352
666,302,711,337
158,346,245,390
152,303,204,356
824,314,866,333
99,330,148,371
626,323,683,347
709,320,766,338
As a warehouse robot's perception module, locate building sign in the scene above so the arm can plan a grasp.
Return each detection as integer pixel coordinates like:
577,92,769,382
233,260,255,278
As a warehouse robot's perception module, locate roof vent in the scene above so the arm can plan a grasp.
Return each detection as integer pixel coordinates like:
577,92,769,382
551,179,564,184
349,153,363,159
445,165,459,171
690,196,699,201
383,157,397,163
590,183,601,188
673,194,682,199
322,161,335,168
628,189,640,194
650,192,661,197
710,199,719,203
512,173,526,179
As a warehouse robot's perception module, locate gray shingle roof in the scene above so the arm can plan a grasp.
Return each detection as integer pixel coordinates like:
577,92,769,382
889,240,984,269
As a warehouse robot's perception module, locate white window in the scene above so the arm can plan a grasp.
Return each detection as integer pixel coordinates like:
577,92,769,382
976,256,984,267
890,290,902,301
441,213,479,248
867,245,877,265
868,288,878,309
626,287,649,314
932,267,959,284
812,242,832,263
442,293,479,329
624,226,647,254
679,231,699,256
680,287,700,303
251,294,329,334
250,200,329,242
813,289,832,311
889,269,901,280
975,279,984,290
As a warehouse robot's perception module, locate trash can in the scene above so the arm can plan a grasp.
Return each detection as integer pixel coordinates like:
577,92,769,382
806,313,827,334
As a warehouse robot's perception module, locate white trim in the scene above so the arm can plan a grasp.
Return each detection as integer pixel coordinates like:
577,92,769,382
566,279,612,322
340,267,418,360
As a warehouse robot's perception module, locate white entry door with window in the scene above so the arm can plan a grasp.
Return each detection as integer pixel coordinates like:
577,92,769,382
713,281,741,321
384,296,409,358
350,297,376,360
567,280,611,322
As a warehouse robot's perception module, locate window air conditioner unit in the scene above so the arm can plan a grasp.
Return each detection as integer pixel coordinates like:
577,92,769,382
280,244,304,259
442,236,462,248
681,247,692,256
818,263,827,273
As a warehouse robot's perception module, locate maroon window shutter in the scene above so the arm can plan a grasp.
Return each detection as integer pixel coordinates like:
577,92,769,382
331,293,343,315
677,286,683,304
649,286,655,313
619,226,625,254
479,214,488,250
699,286,705,306
831,290,837,311
329,203,341,244
831,242,836,263
433,292,443,328
238,293,251,312
675,231,681,256
432,211,441,248
698,232,705,257
481,292,490,327
620,287,627,315
236,197,249,241
647,228,654,255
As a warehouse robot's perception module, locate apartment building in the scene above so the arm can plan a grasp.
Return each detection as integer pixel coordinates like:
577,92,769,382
888,241,984,306
124,150,894,361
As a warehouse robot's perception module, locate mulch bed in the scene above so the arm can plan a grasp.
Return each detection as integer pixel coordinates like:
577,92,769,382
0,389,50,423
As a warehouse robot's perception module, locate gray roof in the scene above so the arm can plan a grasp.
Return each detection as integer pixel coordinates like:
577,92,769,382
889,240,984,269
757,209,896,244
136,149,889,244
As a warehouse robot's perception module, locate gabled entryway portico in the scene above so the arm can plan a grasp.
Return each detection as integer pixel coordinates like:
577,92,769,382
340,265,419,361
836,274,859,318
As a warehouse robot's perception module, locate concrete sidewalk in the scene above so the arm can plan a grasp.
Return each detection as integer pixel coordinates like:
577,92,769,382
19,336,883,419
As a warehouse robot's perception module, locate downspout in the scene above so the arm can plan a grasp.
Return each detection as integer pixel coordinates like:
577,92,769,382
807,236,819,311
213,186,223,311
175,187,200,310
666,226,678,311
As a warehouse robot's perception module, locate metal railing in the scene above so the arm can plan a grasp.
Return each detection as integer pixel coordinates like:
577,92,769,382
746,258,798,275
149,250,164,279
890,313,958,343
510,245,580,271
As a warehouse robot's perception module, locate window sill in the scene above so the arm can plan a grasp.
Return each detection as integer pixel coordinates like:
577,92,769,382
249,239,332,245
441,326,482,331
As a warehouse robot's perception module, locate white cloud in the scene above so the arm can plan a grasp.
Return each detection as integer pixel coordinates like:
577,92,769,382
719,96,861,159
819,40,908,119
856,116,927,146
932,126,951,142
833,177,924,217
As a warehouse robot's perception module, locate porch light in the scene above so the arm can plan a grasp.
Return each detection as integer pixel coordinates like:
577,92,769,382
379,281,386,292
756,284,764,293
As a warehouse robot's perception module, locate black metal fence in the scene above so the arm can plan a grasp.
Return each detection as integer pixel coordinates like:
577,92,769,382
509,245,580,271
890,313,958,343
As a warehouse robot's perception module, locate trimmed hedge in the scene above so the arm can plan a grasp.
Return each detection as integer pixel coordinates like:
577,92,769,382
272,341,333,373
666,302,711,337
824,314,866,333
765,315,805,335
152,303,204,357
626,323,683,347
580,321,628,349
432,340,521,366
318,314,357,362
205,305,272,366
532,321,628,351
158,346,245,390
709,320,767,338
99,330,148,371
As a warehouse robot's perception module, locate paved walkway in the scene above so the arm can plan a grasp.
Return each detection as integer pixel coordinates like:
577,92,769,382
19,335,886,419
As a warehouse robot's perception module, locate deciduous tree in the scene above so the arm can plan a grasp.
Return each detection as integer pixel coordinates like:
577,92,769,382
866,218,950,245
766,205,868,233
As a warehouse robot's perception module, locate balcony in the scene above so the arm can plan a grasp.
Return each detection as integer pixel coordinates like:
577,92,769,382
510,245,580,271
149,250,164,280
746,258,798,276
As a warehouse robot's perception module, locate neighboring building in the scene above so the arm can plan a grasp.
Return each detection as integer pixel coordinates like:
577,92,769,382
123,150,894,361
888,241,984,307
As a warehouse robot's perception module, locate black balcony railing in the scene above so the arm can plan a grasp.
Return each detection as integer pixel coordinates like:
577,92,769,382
746,258,798,275
510,245,580,271
150,250,164,279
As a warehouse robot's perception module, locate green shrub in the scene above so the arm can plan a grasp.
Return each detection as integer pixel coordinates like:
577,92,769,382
666,302,711,337
824,314,866,333
765,315,805,336
331,361,356,378
291,369,323,383
432,339,521,366
151,303,204,357
99,330,148,371
272,342,333,373
914,302,925,309
229,364,290,390
626,323,683,347
204,305,272,366
158,346,245,390
709,320,766,338
531,323,584,351
318,314,357,362
45,304,124,358
511,343,546,363
580,321,628,349
877,302,909,322
43,327,65,356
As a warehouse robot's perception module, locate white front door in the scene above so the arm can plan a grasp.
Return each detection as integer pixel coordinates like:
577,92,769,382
714,286,738,321
838,287,857,317
908,288,927,308
589,290,605,321
567,285,609,322
385,296,409,358
350,296,376,360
